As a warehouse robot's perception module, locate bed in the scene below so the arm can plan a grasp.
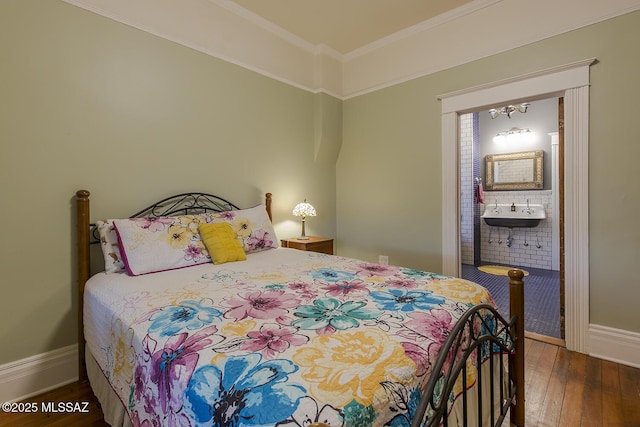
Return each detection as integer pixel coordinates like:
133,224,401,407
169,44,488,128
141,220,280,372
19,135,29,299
75,190,525,427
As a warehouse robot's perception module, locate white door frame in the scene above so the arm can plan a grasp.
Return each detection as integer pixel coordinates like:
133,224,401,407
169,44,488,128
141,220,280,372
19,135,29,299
439,58,595,354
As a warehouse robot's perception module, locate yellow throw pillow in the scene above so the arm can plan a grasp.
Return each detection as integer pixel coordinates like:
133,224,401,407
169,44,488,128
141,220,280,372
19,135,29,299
199,223,247,264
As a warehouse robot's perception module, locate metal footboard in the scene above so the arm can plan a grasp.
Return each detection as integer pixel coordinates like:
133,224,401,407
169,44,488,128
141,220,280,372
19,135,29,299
410,304,518,427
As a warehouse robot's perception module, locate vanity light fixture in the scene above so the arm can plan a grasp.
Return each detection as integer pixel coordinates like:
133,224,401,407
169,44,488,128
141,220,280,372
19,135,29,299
493,127,533,144
489,103,530,119
292,200,316,240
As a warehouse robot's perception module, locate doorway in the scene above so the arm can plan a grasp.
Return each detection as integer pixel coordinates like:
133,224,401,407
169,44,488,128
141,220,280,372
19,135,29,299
438,59,594,354
458,99,564,342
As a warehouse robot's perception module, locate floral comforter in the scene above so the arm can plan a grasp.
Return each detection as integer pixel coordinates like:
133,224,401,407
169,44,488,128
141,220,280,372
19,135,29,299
84,248,495,427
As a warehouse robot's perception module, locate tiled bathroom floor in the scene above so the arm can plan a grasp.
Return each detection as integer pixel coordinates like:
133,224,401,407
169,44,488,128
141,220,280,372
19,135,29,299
461,263,561,338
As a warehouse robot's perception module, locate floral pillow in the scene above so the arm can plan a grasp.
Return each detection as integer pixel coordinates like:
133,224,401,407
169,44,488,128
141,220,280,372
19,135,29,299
95,220,125,274
203,205,278,254
113,215,212,276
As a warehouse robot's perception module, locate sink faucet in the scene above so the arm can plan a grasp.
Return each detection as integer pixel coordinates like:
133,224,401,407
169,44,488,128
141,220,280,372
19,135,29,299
523,199,534,214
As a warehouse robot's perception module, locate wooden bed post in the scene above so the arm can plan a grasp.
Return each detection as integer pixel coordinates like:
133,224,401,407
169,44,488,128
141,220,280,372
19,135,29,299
265,193,273,221
508,269,525,426
76,190,90,383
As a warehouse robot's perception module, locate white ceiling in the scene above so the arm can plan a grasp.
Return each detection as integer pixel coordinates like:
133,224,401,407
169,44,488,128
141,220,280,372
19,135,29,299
231,0,476,54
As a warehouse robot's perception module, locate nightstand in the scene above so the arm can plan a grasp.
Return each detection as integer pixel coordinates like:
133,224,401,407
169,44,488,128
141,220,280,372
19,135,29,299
281,236,334,255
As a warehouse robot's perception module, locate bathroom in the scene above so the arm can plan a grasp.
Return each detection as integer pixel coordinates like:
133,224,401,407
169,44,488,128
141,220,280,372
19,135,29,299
459,97,563,341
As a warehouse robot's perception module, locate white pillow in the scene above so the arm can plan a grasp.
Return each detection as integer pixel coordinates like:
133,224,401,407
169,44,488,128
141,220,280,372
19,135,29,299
113,215,211,276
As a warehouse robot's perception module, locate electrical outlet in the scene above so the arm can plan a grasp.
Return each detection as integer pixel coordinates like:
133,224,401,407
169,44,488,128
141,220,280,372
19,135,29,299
378,255,389,265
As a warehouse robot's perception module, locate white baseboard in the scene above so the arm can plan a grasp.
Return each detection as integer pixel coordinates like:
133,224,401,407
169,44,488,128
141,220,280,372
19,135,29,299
589,324,640,368
0,344,78,403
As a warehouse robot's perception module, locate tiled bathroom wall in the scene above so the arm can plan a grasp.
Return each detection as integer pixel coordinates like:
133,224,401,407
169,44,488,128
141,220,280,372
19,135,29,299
480,190,554,270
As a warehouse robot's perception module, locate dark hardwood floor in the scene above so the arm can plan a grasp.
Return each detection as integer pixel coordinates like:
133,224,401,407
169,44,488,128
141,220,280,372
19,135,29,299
1,339,639,426
0,380,107,427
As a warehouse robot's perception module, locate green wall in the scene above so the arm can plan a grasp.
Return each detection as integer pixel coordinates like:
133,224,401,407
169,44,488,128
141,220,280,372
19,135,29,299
338,11,640,334
0,0,340,364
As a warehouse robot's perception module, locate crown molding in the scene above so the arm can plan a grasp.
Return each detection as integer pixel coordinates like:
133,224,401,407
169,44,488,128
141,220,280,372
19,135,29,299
62,0,342,96
208,0,316,53
342,0,640,98
62,0,640,100
343,0,501,61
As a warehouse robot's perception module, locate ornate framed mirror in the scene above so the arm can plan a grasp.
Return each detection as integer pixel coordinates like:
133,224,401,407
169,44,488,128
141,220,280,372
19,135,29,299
485,150,543,190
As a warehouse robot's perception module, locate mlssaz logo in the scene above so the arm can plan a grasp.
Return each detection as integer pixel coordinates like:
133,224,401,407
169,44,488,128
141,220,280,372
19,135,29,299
41,401,90,413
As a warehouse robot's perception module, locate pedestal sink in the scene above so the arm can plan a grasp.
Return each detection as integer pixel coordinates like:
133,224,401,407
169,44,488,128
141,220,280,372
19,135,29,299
482,203,546,228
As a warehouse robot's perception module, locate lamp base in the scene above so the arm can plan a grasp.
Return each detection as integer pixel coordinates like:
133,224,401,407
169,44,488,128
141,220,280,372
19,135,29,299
298,218,309,240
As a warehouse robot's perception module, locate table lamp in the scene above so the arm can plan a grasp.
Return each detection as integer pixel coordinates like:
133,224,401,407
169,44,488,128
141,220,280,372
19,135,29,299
292,200,316,240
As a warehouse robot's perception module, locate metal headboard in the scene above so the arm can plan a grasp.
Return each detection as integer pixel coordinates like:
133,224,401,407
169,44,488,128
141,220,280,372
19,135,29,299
129,192,240,218
89,192,242,243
